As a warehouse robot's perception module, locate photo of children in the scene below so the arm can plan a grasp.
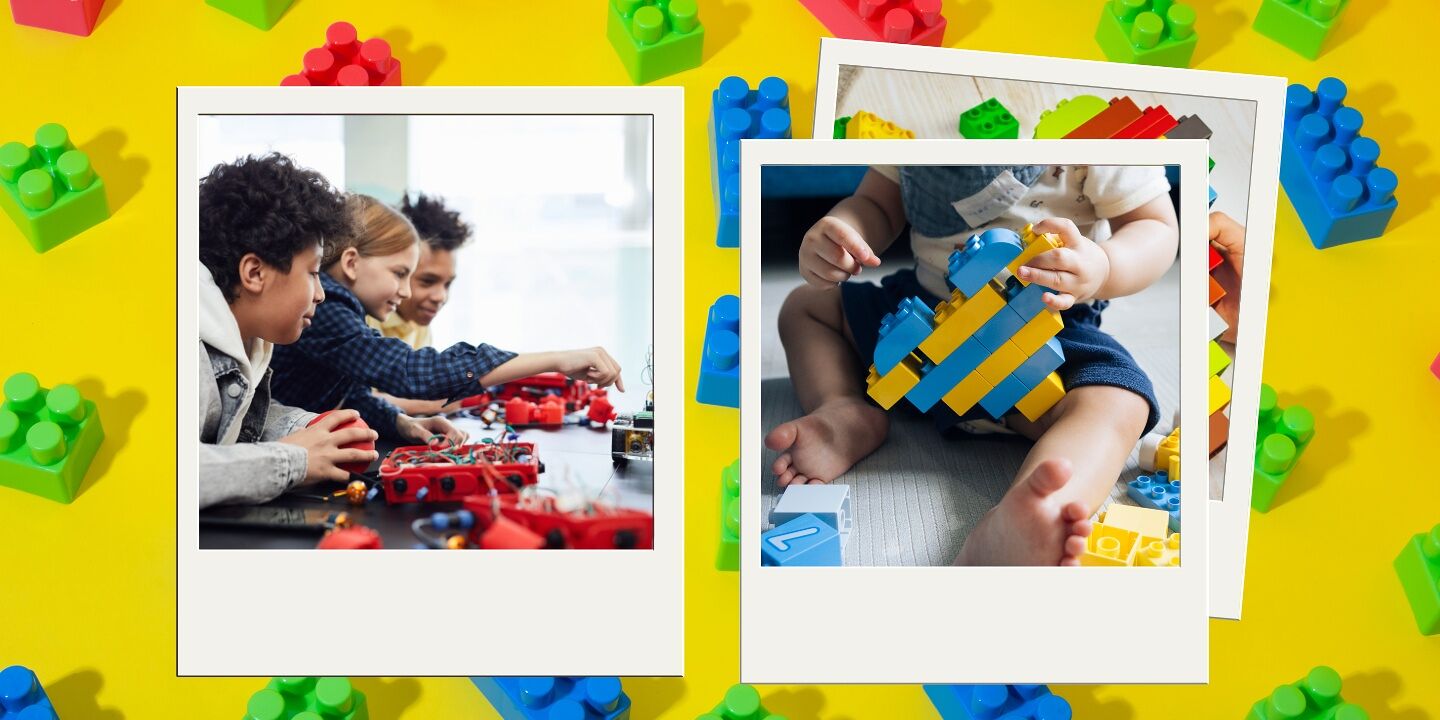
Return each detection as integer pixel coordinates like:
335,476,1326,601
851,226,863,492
195,115,654,551
758,162,1182,567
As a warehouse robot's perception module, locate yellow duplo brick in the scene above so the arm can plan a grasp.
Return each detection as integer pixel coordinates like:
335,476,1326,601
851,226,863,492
865,353,923,409
1134,533,1181,567
975,340,1027,385
845,110,915,139
1010,309,1064,356
918,282,1005,363
940,371,994,417
1156,428,1179,481
1080,517,1140,567
1013,372,1065,421
1099,503,1170,539
1208,374,1231,415
1006,224,1064,283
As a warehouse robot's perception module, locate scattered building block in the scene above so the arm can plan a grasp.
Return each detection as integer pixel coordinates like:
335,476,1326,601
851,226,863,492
1245,666,1367,720
770,483,852,545
1154,427,1180,480
0,372,105,503
710,76,791,248
206,0,294,30
1208,274,1226,306
1033,95,1109,139
1209,340,1232,377
697,294,740,408
717,459,739,571
246,677,369,720
796,0,947,46
1208,374,1231,416
959,98,1019,139
844,110,916,139
1252,384,1315,512
1127,471,1180,532
1208,305,1229,341
9,0,104,35
1095,0,1198,67
1393,523,1440,635
607,0,704,84
281,21,401,86
1101,502,1170,539
866,352,924,409
1209,406,1229,455
1134,532,1181,567
703,684,785,720
1082,521,1141,566
1253,0,1348,59
833,116,851,139
470,677,629,720
0,665,57,720
1112,104,1179,139
1064,96,1144,139
924,683,1072,720
1166,113,1214,140
0,123,110,252
761,513,842,566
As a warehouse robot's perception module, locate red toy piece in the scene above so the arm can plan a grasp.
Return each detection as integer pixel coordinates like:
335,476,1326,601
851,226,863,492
1112,105,1179,139
463,494,654,550
1209,245,1223,271
796,0,946,46
505,396,536,425
461,373,599,412
307,410,375,475
537,395,565,425
317,525,383,549
281,21,401,86
586,394,617,426
10,0,104,36
474,513,547,549
377,441,542,504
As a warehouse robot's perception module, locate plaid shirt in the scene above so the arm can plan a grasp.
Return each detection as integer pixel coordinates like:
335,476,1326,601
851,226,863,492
271,273,516,438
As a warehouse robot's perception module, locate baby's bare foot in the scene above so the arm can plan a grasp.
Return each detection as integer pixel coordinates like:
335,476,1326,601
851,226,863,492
764,397,889,487
954,459,1093,566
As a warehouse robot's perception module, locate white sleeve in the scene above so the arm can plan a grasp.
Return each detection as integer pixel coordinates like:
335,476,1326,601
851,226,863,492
1085,165,1171,219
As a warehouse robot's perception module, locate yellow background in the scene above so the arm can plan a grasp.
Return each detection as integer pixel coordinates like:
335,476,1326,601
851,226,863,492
1,0,1437,717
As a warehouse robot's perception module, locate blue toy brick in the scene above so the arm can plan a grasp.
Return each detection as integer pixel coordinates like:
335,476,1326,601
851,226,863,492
874,296,936,374
769,483,853,545
709,76,791,248
1127,471,1181,532
924,683,1072,720
1280,77,1398,249
696,294,740,408
978,374,1033,420
1209,185,1217,207
761,513,842,566
1001,277,1052,322
1012,338,1065,388
971,305,1027,353
947,228,1023,298
0,666,57,720
471,677,630,720
906,336,990,412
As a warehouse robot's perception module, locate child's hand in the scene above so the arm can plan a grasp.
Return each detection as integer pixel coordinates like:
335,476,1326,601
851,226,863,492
1208,211,1246,344
396,414,469,447
554,347,625,393
280,409,380,484
1018,218,1111,311
799,216,882,288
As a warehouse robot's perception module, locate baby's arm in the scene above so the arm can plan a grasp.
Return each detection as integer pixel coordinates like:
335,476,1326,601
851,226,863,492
798,169,907,286
1094,193,1179,299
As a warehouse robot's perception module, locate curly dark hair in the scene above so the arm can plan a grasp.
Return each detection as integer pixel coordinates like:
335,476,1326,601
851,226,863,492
399,192,471,252
199,153,354,302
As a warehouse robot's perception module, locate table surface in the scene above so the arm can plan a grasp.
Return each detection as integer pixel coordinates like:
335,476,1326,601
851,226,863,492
198,412,655,550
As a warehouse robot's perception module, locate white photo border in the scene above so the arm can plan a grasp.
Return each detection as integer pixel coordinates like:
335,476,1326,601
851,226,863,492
812,38,1285,620
739,139,1210,684
177,86,684,676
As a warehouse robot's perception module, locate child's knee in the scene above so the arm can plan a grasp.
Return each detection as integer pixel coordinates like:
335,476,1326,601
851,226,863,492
1070,385,1149,437
778,284,844,335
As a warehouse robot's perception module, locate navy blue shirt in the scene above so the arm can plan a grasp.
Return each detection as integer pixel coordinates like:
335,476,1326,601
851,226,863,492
271,273,517,439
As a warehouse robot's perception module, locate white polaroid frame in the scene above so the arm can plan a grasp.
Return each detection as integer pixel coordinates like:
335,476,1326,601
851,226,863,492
739,139,1210,684
813,39,1285,620
176,87,684,676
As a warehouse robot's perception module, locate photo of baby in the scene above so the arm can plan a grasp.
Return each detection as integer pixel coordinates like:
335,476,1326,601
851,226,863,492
757,162,1183,567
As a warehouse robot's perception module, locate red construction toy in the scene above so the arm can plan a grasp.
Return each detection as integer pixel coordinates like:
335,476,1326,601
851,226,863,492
461,373,602,413
796,0,947,46
376,440,543,504
10,0,105,36
462,493,655,550
281,21,401,86
307,410,375,475
586,394,617,426
502,394,568,426
317,525,383,549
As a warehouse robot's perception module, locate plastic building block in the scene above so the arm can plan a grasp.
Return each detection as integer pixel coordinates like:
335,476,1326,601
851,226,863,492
1154,427,1180,480
1095,0,1198,68
1112,105,1179,139
843,110,915,140
1209,406,1229,455
833,116,851,139
281,22,401,87
1246,666,1367,720
1006,224,1064,283
701,684,787,720
1001,276,1050,322
0,372,104,504
796,0,947,46
1127,471,1180,532
1253,0,1348,59
1064,96,1144,139
940,371,995,418
1101,502,1170,538
923,683,1072,720
875,296,936,374
1033,95,1109,139
246,677,369,720
919,282,1005,364
1208,245,1223,271
1393,524,1440,635
770,483,852,544
947,228,1024,299
1134,532,1181,567
1138,431,1165,472
1252,384,1316,512
1013,372,1064,422
471,677,630,720
906,336,989,412
9,0,103,35
1208,374,1231,416
0,665,57,720
971,310,1027,358
1209,340,1232,377
1208,305,1228,341
1166,114,1214,140
1280,77,1398,249
1208,274,1226,306
607,0,704,84
761,513,842,566
710,76,791,248
1009,310,1063,358
696,294,740,408
1081,519,1141,566
206,0,293,30
0,124,110,253
866,352,924,409
718,459,739,571
959,98,1019,139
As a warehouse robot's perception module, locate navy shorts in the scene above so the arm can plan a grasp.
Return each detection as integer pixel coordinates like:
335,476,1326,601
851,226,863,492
842,269,1160,435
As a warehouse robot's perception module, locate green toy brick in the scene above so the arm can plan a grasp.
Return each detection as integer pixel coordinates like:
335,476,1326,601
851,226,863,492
1251,383,1314,513
205,0,295,30
701,684,788,720
1246,666,1369,720
1253,0,1348,60
717,458,740,571
1394,524,1440,635
1095,0,1199,68
246,678,368,720
0,372,104,504
833,116,851,139
0,124,110,253
607,0,704,85
959,98,1019,139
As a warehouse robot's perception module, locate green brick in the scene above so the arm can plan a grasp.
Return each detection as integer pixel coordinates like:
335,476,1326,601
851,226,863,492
205,0,295,30
0,124,110,253
0,372,104,504
246,678,368,720
607,0,704,85
1253,0,1348,60
1394,524,1440,635
1095,0,1199,68
1245,666,1368,720
958,98,1019,139
833,116,851,139
704,684,787,720
716,458,739,571
1032,95,1109,139
1251,384,1315,513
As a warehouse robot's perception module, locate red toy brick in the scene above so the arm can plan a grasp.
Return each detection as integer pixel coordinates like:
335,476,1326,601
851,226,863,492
1064,96,1144,139
281,21,401,86
461,373,599,413
317,525,383,549
306,410,375,475
1113,105,1179,139
586,394,617,426
796,0,947,46
463,494,654,550
377,441,542,503
1209,245,1223,271
10,0,104,36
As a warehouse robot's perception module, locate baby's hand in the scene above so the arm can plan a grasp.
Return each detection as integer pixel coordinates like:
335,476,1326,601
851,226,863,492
1017,218,1111,311
799,216,882,288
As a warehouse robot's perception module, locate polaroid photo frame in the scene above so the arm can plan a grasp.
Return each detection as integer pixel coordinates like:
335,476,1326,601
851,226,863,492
739,139,1210,684
813,38,1285,620
176,86,684,676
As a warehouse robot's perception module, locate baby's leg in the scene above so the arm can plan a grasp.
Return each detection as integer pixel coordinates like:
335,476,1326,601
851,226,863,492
765,285,889,487
955,385,1148,566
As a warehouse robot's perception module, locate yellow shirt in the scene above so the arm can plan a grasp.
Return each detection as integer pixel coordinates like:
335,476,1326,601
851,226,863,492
366,312,431,349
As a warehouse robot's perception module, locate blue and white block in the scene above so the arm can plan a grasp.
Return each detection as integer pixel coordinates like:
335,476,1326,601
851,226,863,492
761,513,842,566
1127,471,1180,532
769,483,853,547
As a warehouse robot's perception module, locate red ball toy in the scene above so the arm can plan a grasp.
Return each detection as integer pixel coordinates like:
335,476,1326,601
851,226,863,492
307,410,375,475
